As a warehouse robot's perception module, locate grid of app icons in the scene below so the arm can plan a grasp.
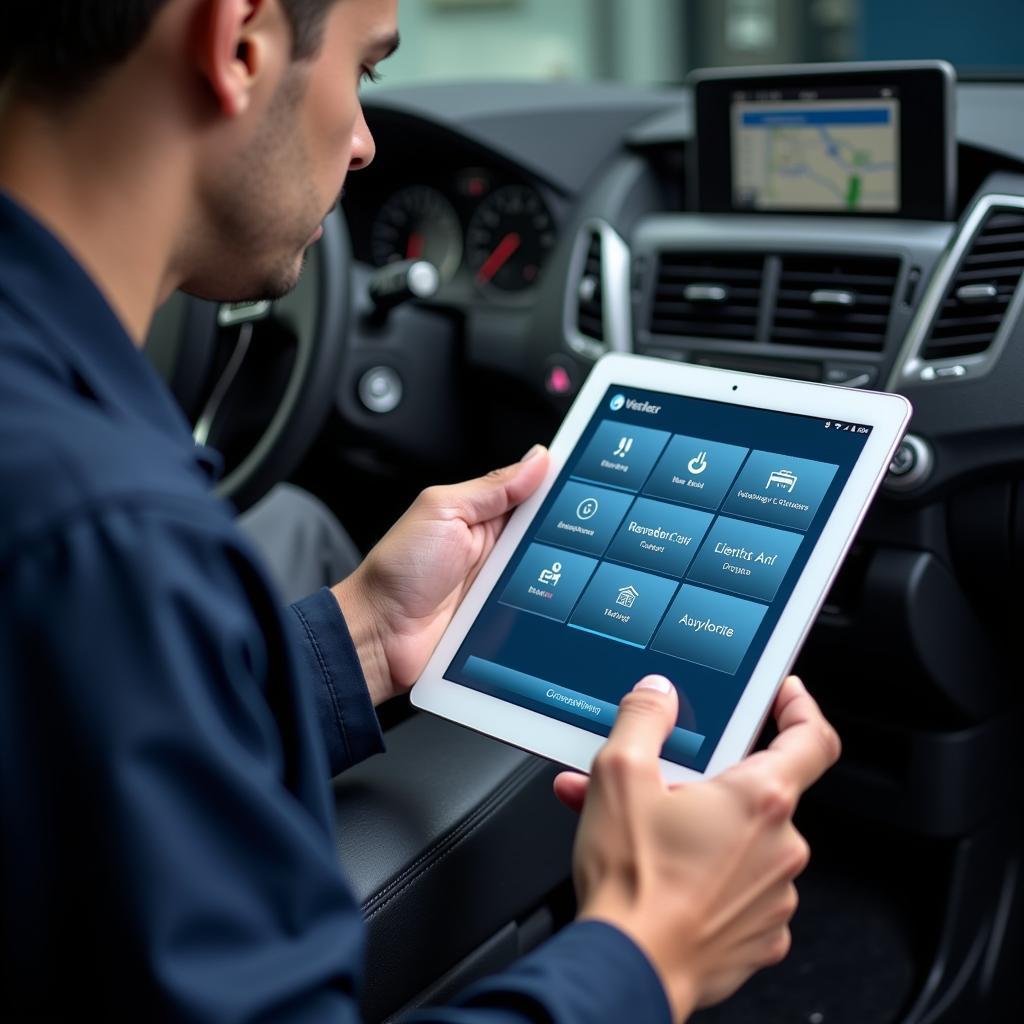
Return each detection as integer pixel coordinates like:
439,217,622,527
503,418,838,674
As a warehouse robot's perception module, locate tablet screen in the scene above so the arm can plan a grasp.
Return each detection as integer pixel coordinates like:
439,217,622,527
444,385,872,772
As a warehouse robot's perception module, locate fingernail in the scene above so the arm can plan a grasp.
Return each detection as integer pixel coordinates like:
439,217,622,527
634,675,672,695
520,444,544,462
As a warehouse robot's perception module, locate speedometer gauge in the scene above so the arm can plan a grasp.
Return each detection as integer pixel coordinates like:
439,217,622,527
466,185,556,293
371,186,463,283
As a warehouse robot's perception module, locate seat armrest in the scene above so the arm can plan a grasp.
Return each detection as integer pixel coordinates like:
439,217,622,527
332,712,578,1022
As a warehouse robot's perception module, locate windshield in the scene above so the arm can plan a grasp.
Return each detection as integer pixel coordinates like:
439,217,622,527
369,0,1022,88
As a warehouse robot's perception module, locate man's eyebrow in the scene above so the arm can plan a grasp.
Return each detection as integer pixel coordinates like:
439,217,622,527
369,31,400,61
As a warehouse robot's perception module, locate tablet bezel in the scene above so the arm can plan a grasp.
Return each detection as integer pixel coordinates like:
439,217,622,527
411,354,911,782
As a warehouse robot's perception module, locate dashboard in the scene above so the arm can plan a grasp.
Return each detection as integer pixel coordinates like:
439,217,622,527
344,110,569,310
342,75,1024,483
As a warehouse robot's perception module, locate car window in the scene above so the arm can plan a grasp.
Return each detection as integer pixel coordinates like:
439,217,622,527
368,0,1022,89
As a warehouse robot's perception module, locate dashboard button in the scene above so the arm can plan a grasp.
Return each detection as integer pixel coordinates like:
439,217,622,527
888,443,917,477
884,434,933,492
358,366,403,414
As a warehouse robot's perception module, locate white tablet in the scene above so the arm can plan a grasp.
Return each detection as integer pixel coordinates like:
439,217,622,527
412,354,911,782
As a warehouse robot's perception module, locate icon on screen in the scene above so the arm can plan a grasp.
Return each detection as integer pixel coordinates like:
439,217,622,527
687,450,709,475
766,469,798,493
612,436,634,458
609,394,625,411
537,562,562,587
576,497,600,520
616,585,639,608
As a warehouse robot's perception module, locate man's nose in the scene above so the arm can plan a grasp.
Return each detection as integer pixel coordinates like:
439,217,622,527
350,105,376,171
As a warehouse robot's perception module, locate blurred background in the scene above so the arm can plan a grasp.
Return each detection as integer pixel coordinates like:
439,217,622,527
370,0,1023,88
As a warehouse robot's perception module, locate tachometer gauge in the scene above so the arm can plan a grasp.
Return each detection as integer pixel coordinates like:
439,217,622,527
466,185,556,293
371,186,463,283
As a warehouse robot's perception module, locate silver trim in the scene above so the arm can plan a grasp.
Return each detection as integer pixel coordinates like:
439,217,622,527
193,322,254,447
810,289,855,307
956,283,998,303
684,283,728,303
563,219,632,360
882,433,933,493
888,193,1024,389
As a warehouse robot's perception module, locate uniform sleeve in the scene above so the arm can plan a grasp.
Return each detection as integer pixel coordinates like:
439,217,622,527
0,499,672,1024
402,921,673,1024
288,588,386,777
0,500,369,1022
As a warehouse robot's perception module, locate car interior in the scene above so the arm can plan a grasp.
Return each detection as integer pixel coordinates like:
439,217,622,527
144,6,1024,1021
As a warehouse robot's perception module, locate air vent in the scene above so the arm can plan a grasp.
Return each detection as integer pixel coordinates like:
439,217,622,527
575,231,604,342
648,253,763,342
771,255,899,351
921,209,1024,360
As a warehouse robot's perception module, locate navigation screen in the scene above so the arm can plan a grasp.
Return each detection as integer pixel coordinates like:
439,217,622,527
731,86,900,213
445,386,872,772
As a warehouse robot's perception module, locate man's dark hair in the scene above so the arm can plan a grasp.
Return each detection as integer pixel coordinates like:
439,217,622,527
2,1,334,99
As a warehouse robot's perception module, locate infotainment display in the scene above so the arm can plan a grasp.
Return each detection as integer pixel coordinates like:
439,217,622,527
693,62,955,221
732,85,900,213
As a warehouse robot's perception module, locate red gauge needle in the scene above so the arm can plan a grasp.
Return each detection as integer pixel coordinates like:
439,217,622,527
406,232,425,259
477,232,520,284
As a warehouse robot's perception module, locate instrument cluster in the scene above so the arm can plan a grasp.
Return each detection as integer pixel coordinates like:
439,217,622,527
347,166,560,306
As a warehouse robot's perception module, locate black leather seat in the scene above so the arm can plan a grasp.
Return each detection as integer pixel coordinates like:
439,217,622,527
332,711,579,1021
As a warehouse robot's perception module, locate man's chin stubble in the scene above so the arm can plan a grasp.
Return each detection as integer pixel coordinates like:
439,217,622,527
181,249,309,305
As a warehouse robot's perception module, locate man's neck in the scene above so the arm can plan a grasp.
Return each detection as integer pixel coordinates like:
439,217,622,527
0,90,190,347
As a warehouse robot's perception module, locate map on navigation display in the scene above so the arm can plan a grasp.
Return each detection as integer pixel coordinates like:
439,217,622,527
731,95,900,213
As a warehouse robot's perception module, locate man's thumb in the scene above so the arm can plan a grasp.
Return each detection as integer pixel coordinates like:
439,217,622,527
601,676,679,765
445,445,548,525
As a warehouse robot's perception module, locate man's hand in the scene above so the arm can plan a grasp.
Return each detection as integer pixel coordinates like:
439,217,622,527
331,446,549,705
556,674,840,1022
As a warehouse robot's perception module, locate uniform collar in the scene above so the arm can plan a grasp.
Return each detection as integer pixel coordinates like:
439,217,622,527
0,190,222,481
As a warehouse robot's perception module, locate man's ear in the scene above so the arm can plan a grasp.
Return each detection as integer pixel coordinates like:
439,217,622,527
195,0,286,117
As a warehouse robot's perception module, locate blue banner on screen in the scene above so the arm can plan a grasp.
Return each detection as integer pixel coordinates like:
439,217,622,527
445,386,871,772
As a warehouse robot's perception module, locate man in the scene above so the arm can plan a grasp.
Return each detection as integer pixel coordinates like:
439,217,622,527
0,2,840,1021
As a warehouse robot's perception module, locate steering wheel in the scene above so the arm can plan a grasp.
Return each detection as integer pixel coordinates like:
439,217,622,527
146,208,352,513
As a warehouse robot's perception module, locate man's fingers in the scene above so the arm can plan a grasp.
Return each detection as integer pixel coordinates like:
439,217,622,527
742,676,840,796
423,446,549,526
594,676,679,782
553,771,589,814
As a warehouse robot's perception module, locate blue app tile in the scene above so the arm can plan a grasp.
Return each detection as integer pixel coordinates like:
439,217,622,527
568,562,678,648
687,516,803,602
722,450,839,531
534,481,634,556
605,498,714,578
499,543,599,622
644,435,750,511
572,420,671,492
652,585,768,675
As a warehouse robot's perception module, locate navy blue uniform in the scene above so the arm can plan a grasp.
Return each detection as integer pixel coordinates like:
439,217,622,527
0,193,671,1023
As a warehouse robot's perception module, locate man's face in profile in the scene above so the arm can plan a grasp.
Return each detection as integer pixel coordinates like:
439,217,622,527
181,0,398,304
